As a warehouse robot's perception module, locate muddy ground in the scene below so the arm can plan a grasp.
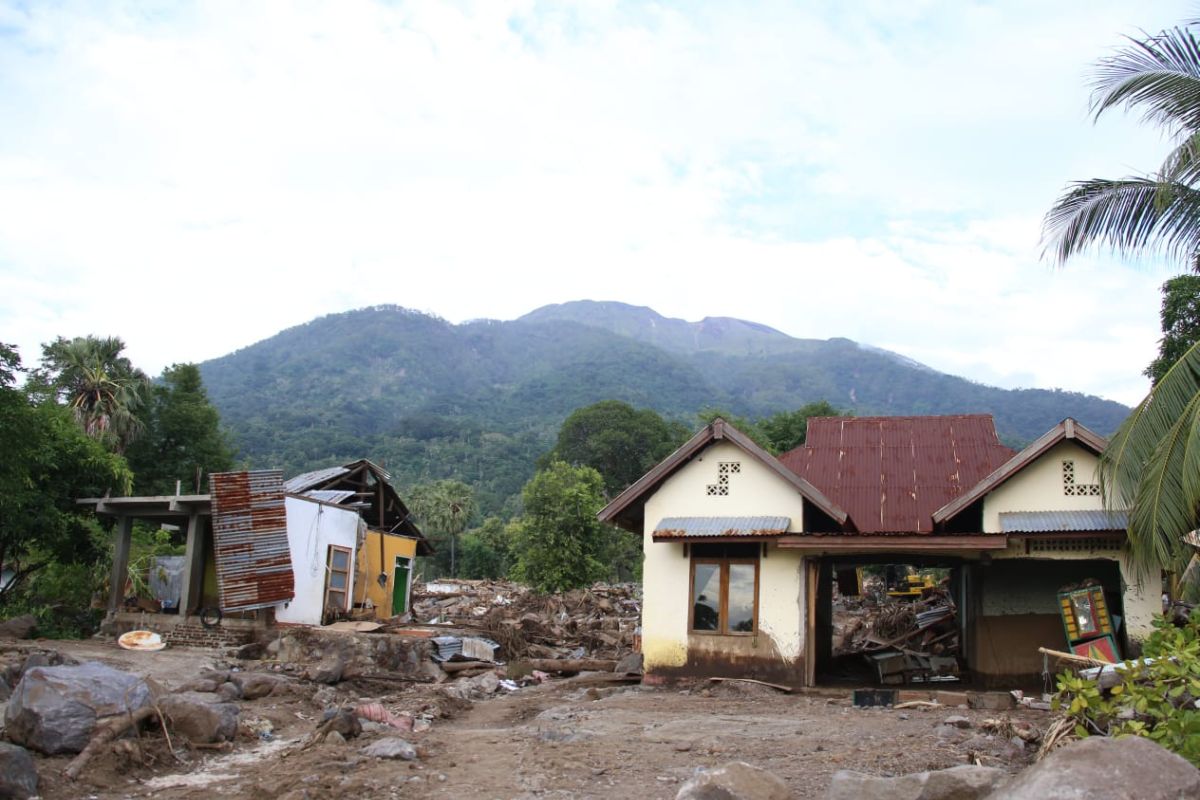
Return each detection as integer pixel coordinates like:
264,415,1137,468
5,639,1046,800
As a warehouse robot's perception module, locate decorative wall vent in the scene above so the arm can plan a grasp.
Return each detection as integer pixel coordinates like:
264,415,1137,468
1028,536,1121,554
1062,460,1100,496
706,461,741,496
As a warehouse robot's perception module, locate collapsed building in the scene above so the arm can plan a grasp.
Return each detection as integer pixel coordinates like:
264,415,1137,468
599,415,1161,688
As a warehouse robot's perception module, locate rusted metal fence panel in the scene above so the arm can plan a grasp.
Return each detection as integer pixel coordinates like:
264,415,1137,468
210,470,294,611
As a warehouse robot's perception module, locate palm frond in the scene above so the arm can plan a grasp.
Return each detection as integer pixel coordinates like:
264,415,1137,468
1102,339,1200,571
1092,26,1200,132
1042,177,1200,265
1159,131,1200,186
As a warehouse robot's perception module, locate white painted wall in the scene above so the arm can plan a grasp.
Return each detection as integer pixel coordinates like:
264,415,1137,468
275,497,362,626
640,441,809,672
982,441,1103,532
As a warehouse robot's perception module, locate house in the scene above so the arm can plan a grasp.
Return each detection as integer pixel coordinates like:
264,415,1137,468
599,415,1161,688
80,461,431,644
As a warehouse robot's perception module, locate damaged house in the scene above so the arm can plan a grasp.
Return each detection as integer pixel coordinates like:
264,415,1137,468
599,415,1161,688
80,460,431,644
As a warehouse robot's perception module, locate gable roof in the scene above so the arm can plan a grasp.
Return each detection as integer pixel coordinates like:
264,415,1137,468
932,418,1108,525
779,415,1015,534
597,418,851,533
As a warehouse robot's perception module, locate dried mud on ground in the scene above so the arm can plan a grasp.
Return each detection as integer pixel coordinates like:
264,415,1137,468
10,641,1044,800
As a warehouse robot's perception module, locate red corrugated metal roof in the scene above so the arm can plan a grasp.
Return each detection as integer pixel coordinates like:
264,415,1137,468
779,415,1015,534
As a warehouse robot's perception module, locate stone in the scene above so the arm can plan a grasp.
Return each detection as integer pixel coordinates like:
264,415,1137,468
307,653,345,684
987,735,1200,800
177,678,221,694
321,707,362,739
326,730,346,745
676,761,791,800
362,736,418,760
826,765,1007,800
967,691,1015,711
0,615,36,640
232,671,288,699
943,715,972,729
933,690,969,707
934,725,963,741
0,742,38,799
216,681,243,701
4,662,155,755
467,671,499,697
615,652,644,675
235,641,267,660
157,691,239,743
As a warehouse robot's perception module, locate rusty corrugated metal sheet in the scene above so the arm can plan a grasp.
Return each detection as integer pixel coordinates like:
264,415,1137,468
653,516,790,539
779,415,1015,534
999,510,1127,533
210,470,295,611
282,465,349,493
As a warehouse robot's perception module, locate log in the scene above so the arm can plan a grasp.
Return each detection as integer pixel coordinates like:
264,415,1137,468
65,706,160,780
521,658,618,673
708,677,793,693
438,660,494,674
1038,646,1112,667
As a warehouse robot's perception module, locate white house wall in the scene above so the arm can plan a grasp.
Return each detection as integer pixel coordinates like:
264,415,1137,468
275,497,361,626
641,440,807,679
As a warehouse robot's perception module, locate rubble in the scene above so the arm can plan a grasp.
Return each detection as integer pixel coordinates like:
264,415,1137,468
156,691,240,743
826,765,1007,800
676,761,791,800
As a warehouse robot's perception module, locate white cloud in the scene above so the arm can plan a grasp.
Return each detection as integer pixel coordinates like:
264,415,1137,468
0,0,1190,406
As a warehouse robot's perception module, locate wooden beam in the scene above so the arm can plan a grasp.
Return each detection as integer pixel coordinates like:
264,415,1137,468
776,535,1008,552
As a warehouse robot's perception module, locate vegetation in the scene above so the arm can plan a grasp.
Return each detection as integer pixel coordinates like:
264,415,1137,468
1044,17,1200,574
1053,611,1200,766
409,480,476,578
699,400,847,454
1146,275,1200,385
509,462,611,592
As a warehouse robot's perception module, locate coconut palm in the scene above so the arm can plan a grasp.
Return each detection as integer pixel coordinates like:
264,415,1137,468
1044,21,1200,574
410,480,475,577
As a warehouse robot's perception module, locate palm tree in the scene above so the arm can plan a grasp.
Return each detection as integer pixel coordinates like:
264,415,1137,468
37,336,150,454
410,480,475,577
1044,21,1200,575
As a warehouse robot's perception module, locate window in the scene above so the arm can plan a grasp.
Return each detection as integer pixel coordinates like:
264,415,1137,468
325,545,351,612
1062,460,1100,496
706,461,742,496
690,557,758,635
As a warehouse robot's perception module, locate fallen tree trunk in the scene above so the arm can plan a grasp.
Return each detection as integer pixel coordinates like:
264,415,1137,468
65,706,160,781
521,658,618,673
439,660,494,674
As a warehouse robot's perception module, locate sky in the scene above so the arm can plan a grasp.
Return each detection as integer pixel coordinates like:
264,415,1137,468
0,0,1194,406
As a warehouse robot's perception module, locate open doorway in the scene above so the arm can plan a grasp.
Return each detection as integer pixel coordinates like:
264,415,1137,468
813,556,967,686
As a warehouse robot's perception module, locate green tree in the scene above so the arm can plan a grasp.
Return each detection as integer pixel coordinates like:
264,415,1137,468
125,363,235,495
0,344,132,603
757,401,846,454
1146,275,1200,384
695,407,766,446
458,517,515,580
544,400,689,495
409,479,475,577
32,336,150,453
510,461,609,592
1044,19,1200,573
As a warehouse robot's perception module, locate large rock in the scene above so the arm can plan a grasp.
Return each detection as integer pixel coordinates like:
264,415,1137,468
362,736,418,760
0,742,38,799
157,691,239,743
4,662,155,755
987,735,1200,800
231,671,289,700
677,761,791,800
827,765,1006,800
0,614,36,640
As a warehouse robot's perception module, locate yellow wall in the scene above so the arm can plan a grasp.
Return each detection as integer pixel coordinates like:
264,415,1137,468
641,441,808,673
356,530,419,617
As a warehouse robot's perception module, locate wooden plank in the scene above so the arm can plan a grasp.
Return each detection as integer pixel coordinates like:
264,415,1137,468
708,677,792,693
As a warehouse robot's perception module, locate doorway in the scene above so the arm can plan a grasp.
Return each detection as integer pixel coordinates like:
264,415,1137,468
392,556,412,616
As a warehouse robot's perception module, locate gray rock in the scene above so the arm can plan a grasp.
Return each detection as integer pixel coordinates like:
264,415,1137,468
987,735,1200,800
231,671,287,699
176,678,220,694
676,761,791,800
157,691,239,743
0,742,38,799
235,641,267,660
306,653,345,684
0,615,36,640
216,681,243,702
362,736,418,760
615,652,644,675
4,662,154,755
934,724,963,741
943,715,972,729
826,765,1006,800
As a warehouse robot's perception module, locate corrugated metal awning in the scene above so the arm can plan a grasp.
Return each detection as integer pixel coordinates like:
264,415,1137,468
303,489,357,504
1000,510,1128,533
210,470,295,612
283,466,350,493
653,516,790,539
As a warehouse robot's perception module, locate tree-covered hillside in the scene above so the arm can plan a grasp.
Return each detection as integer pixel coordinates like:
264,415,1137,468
199,303,1130,516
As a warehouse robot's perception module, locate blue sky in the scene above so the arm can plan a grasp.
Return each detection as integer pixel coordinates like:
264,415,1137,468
0,0,1194,405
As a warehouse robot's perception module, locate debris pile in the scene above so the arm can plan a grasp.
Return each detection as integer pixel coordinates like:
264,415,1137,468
408,580,641,662
833,581,960,684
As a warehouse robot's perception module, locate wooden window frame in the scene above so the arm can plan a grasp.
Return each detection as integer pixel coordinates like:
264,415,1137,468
325,545,352,612
688,557,759,636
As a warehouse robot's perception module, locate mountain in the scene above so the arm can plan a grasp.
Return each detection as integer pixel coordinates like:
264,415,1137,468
199,302,1131,518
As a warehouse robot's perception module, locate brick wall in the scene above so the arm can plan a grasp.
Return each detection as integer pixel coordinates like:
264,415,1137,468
108,613,257,649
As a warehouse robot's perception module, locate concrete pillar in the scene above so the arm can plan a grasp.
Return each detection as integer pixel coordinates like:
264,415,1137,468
107,516,133,615
179,513,206,617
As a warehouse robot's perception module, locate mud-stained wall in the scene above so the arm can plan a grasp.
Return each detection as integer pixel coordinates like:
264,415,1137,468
641,441,809,679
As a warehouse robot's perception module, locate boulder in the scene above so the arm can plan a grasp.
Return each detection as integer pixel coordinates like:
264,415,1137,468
0,742,38,799
362,736,418,760
676,761,791,800
157,692,239,743
943,715,972,729
235,641,267,660
827,765,1006,800
232,671,288,700
4,662,155,755
987,735,1200,800
0,615,36,640
176,678,221,694
615,652,644,675
306,653,345,685
216,681,243,702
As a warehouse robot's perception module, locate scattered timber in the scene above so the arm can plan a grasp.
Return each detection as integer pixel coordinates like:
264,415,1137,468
708,677,793,693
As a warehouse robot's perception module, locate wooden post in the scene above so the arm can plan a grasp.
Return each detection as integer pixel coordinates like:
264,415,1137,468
178,513,205,617
107,516,133,615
